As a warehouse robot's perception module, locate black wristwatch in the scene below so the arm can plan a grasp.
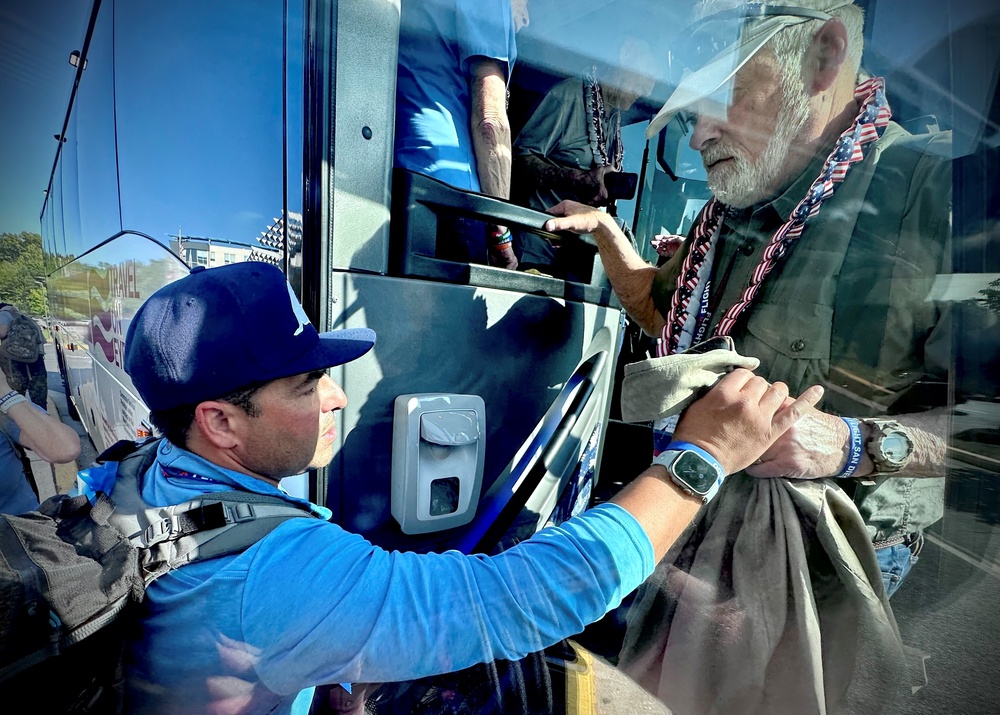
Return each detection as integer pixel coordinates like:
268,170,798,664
862,419,914,474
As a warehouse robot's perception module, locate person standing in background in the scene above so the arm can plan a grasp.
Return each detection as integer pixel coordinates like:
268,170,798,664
0,365,80,514
0,302,48,408
394,0,530,270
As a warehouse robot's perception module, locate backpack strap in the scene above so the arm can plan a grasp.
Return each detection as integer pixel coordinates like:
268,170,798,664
99,438,320,584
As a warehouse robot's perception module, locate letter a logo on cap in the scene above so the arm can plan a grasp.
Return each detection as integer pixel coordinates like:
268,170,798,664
285,282,311,337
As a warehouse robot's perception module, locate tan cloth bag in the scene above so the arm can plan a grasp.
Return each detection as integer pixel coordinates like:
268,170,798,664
618,475,907,715
617,350,908,714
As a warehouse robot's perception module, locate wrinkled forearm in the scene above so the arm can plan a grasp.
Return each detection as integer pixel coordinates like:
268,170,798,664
472,115,511,199
860,409,949,479
590,217,665,335
470,63,511,201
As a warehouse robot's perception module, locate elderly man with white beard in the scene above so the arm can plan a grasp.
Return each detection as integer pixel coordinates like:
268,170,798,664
545,1,952,709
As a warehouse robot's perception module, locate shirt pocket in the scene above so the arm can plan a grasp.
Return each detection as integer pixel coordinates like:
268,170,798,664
740,301,833,395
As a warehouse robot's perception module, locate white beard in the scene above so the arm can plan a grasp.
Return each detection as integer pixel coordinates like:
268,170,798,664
701,87,812,209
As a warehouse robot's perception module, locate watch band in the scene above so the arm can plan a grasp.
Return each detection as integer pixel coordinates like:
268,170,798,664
836,417,864,478
653,442,726,503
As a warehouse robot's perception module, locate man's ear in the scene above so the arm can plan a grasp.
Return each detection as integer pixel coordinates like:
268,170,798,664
191,401,245,450
807,18,849,93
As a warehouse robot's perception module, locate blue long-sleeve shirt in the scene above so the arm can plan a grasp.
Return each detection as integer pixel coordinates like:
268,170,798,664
80,440,654,714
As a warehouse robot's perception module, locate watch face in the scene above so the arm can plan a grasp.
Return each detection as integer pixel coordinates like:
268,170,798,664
671,451,719,495
881,432,911,463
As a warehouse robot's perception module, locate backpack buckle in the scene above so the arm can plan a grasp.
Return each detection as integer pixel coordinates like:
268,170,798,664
142,501,243,546
142,515,185,547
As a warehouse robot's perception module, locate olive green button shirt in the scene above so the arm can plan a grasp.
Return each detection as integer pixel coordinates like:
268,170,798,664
651,122,953,543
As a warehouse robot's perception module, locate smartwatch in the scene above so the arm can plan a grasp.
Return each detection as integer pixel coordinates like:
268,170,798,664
652,441,726,503
861,419,914,474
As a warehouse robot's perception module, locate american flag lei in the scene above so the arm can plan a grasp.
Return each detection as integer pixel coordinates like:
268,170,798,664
658,76,891,356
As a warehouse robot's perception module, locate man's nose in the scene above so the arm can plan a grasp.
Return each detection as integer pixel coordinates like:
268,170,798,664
689,112,723,152
319,374,347,411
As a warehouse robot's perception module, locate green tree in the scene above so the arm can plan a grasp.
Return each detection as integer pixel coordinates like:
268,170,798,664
981,277,1000,315
0,232,47,316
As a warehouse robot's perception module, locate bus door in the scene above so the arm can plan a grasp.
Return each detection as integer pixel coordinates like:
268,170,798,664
304,0,622,556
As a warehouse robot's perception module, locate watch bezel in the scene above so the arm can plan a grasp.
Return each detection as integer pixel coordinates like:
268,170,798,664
864,420,914,473
653,449,724,498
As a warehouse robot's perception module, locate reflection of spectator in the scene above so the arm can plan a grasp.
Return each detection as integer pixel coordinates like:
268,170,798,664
394,0,528,269
511,38,655,274
0,367,80,514
0,303,48,407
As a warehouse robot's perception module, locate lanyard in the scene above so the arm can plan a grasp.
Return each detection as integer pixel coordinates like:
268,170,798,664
160,463,228,487
658,76,891,356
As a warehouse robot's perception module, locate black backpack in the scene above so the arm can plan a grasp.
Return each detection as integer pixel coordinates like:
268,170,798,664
0,310,44,363
0,438,319,712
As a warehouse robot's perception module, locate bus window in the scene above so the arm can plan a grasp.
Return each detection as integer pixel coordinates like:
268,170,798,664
64,1,119,262
114,0,288,265
36,0,1000,713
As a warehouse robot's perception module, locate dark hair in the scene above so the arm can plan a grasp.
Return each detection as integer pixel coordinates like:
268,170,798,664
148,382,265,448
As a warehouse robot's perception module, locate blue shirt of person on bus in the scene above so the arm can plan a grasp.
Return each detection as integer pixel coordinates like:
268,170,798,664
394,0,518,192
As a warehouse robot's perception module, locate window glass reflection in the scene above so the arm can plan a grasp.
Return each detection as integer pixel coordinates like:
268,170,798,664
73,0,121,255
114,0,285,267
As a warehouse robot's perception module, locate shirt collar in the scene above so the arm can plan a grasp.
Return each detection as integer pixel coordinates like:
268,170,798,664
154,440,331,519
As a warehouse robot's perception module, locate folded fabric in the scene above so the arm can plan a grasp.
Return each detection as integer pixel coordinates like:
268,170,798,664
618,475,908,714
620,349,760,423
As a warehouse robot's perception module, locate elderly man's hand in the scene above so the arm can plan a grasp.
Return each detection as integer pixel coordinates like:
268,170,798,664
544,200,617,236
744,403,853,479
671,369,824,475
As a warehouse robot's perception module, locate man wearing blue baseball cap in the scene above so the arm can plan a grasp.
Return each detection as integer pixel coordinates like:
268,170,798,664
106,261,820,714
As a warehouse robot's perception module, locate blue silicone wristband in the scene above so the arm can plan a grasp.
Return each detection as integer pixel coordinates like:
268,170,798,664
837,417,864,478
665,440,726,477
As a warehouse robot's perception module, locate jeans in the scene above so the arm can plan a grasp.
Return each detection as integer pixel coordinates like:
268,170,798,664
875,532,923,598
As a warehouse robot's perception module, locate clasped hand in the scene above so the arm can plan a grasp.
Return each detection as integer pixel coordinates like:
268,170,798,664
671,369,824,476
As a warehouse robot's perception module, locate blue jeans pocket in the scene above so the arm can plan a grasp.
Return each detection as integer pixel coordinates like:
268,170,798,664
876,541,918,598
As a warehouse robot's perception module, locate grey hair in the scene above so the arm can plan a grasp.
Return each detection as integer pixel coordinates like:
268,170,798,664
695,1,866,93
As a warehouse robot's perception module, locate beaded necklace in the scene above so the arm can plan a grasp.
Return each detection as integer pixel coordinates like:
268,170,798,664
584,68,624,171
656,76,891,357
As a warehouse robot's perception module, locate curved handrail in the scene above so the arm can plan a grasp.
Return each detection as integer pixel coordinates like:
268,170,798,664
455,349,609,554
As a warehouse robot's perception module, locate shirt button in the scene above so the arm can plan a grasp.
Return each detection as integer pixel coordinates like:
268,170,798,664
790,339,807,353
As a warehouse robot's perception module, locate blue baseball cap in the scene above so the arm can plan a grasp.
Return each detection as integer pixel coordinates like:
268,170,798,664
124,262,375,411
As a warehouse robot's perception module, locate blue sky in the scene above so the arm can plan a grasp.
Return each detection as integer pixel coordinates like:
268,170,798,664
0,0,295,252
0,0,89,236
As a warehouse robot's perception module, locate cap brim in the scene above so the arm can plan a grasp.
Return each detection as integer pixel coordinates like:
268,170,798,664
645,17,797,139
266,327,376,381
